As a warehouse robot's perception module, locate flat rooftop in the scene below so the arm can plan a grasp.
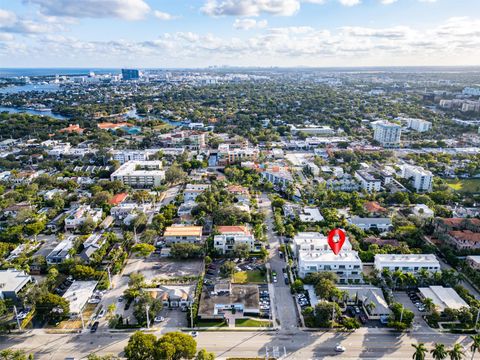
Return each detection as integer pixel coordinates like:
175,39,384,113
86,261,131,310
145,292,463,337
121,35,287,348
164,226,203,237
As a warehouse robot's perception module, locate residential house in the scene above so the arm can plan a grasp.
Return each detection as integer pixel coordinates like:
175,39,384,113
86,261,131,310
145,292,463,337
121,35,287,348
214,226,256,254
0,269,34,301
374,254,441,274
163,226,203,244
348,217,392,232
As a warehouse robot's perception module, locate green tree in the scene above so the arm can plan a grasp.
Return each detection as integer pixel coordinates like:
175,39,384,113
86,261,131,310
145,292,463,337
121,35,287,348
36,292,70,323
195,349,215,360
165,164,187,184
155,332,197,360
412,343,428,360
430,343,448,360
233,243,250,259
314,301,341,327
292,279,304,293
131,243,156,257
124,331,156,360
170,243,204,259
220,261,237,278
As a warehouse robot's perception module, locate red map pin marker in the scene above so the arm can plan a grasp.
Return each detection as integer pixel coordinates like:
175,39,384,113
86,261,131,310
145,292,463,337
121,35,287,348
328,228,346,255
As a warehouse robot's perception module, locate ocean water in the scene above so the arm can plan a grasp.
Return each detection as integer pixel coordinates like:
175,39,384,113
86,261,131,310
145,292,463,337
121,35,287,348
0,68,121,78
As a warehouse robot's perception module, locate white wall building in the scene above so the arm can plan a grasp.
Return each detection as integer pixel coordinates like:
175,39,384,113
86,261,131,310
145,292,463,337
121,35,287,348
400,164,433,192
298,251,363,284
373,121,401,148
111,149,158,164
64,205,103,230
184,184,210,202
299,207,324,222
374,254,441,274
405,118,432,132
292,232,352,257
355,171,382,192
110,161,164,188
348,217,392,232
214,226,256,254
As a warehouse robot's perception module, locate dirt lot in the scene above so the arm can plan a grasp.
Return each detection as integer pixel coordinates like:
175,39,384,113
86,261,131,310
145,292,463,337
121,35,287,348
123,255,204,281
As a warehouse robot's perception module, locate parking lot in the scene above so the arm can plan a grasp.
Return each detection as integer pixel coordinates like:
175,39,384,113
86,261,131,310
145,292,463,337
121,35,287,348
123,256,204,281
393,291,431,332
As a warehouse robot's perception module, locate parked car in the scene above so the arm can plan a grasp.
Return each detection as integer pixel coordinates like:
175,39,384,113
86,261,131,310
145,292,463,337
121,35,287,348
273,276,277,283
190,331,198,337
354,306,361,314
154,316,165,322
90,321,99,333
334,344,346,352
97,309,106,318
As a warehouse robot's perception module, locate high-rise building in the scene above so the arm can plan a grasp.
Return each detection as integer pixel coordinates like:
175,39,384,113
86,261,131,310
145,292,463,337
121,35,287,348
121,69,140,80
372,121,401,148
400,164,433,192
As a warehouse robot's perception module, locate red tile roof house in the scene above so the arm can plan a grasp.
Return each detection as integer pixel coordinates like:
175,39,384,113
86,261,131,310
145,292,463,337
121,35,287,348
109,192,128,205
434,218,480,250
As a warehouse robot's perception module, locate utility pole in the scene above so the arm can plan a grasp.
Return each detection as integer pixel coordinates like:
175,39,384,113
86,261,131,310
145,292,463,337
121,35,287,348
80,310,85,331
107,267,112,290
400,306,404,323
13,305,21,330
190,304,194,328
475,307,480,330
145,304,150,329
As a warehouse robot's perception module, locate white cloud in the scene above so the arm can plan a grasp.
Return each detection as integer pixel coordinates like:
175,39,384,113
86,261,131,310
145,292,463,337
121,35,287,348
153,10,177,21
24,0,151,21
380,0,398,4
202,0,301,17
3,17,480,67
233,18,268,30
0,9,17,27
338,0,361,6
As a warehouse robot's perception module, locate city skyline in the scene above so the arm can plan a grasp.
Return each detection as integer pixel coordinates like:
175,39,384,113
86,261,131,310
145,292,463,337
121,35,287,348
1,0,480,68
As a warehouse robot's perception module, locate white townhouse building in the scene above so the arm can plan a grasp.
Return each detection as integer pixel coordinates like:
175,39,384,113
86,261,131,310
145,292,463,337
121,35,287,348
184,184,210,202
348,217,392,232
298,251,363,284
64,205,103,230
374,254,441,274
214,226,256,254
110,160,164,188
111,149,158,164
163,226,203,244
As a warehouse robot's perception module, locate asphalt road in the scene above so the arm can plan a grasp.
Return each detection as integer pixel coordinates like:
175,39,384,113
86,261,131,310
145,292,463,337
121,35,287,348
260,193,299,331
1,328,475,360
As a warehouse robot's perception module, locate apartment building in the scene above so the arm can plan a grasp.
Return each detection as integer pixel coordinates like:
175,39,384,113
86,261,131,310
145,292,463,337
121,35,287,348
400,164,433,192
348,217,392,232
355,171,382,192
405,118,432,132
163,225,203,244
298,251,363,284
110,160,165,188
111,149,158,164
261,165,294,188
372,120,401,148
218,144,259,166
214,226,256,254
374,254,441,274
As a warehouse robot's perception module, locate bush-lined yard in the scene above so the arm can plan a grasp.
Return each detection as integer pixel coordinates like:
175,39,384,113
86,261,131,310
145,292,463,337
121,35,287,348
446,178,480,193
233,270,266,284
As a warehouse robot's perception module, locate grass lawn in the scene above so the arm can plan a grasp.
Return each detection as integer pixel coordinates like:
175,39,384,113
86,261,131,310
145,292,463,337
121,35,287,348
235,318,272,327
445,178,480,193
233,270,266,284
196,320,227,328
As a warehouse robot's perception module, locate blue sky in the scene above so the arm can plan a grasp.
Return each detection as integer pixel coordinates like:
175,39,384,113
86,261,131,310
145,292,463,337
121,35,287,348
1,0,480,67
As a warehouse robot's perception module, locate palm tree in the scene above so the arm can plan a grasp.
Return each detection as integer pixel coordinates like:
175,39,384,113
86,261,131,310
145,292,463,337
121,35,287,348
470,335,480,360
405,272,418,288
418,268,431,286
448,343,465,360
423,298,436,313
394,270,407,290
431,343,448,360
412,343,428,360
